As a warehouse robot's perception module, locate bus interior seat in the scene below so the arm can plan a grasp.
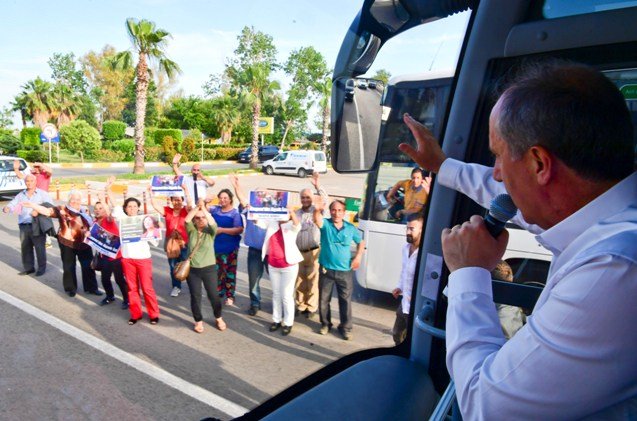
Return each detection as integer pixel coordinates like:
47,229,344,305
263,355,438,420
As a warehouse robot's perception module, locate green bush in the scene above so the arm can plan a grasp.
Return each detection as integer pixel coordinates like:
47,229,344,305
300,142,319,150
195,143,249,149
20,127,42,150
162,136,177,164
17,149,46,162
59,120,101,160
97,149,126,162
202,149,217,161
214,147,244,160
144,145,164,162
0,132,23,154
111,139,135,156
153,128,182,147
181,133,196,157
144,127,157,146
102,120,127,141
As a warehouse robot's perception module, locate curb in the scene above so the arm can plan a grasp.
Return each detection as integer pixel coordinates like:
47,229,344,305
49,161,237,169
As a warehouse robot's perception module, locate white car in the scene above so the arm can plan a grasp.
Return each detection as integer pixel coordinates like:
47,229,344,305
358,81,368,89
0,156,28,197
262,150,328,178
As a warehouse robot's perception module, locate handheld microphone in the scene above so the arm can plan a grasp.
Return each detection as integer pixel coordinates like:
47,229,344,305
484,194,517,238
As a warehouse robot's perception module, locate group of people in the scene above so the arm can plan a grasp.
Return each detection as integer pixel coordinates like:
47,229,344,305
3,153,366,340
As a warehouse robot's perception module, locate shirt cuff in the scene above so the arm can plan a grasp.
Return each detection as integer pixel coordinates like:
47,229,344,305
447,267,493,298
437,158,463,189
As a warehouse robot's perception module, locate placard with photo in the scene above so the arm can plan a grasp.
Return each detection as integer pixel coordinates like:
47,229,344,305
150,175,184,196
118,213,163,243
86,223,121,258
247,190,289,221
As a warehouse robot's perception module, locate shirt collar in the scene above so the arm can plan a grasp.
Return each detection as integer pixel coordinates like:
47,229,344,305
537,172,637,255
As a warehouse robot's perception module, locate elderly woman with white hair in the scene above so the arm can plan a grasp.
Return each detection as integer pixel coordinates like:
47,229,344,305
26,190,102,297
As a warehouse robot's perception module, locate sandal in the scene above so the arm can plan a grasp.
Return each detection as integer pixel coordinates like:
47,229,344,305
128,318,141,325
216,318,227,331
225,297,234,306
194,321,204,333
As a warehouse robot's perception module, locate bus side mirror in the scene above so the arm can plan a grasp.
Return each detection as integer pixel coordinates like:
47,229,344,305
331,77,385,172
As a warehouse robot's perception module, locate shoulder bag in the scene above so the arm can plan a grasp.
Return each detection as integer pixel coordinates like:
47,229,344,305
173,231,204,282
166,217,186,259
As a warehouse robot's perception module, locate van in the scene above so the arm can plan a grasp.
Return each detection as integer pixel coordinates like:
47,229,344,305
0,156,28,197
262,150,328,178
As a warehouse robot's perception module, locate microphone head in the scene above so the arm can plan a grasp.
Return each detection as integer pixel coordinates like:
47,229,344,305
489,194,517,223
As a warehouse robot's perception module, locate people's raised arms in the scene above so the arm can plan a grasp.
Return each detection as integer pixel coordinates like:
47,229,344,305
399,113,447,174
172,153,182,166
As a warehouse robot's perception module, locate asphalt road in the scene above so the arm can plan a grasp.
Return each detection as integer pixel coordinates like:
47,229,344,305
0,171,396,420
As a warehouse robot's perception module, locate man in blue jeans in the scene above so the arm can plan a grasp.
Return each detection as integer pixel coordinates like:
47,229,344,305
230,175,266,316
314,199,365,340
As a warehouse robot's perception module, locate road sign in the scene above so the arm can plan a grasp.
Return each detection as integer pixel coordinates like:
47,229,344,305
257,117,274,134
40,123,60,143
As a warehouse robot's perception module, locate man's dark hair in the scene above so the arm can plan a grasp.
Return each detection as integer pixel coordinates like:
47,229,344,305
495,61,634,181
410,167,424,177
406,213,424,224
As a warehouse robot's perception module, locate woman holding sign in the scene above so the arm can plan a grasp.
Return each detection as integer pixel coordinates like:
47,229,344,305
115,197,161,325
259,208,302,336
184,200,226,333
209,189,244,306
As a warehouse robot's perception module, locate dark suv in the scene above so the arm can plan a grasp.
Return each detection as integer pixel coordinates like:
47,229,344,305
237,145,280,163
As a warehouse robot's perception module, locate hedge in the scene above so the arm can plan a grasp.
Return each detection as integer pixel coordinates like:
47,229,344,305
186,148,217,162
97,149,126,162
144,127,156,146
17,149,46,162
20,127,41,150
144,146,163,162
195,143,250,150
214,147,244,160
102,120,126,141
153,129,182,147
0,132,22,154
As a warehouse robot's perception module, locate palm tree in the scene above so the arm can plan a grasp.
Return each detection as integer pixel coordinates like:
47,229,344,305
317,75,332,154
212,95,241,143
51,83,82,127
232,63,280,169
111,18,181,174
13,78,55,128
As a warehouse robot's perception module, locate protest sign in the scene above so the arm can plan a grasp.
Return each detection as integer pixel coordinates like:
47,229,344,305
118,213,163,243
150,175,184,196
247,190,289,221
86,223,121,258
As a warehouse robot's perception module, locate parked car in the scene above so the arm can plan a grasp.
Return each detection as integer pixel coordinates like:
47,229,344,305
0,156,28,197
345,78,355,102
368,81,377,90
358,80,368,89
237,145,281,163
262,150,328,178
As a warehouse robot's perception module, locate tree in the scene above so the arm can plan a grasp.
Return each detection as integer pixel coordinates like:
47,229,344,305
13,78,55,128
317,75,332,154
233,64,281,168
0,107,13,129
49,52,88,94
370,69,391,86
121,78,159,128
225,27,280,168
81,45,134,124
209,94,241,143
51,83,82,127
110,18,180,174
281,46,329,148
59,119,102,161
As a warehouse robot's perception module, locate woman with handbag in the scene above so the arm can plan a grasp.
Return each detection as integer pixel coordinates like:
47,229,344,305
184,200,226,333
92,193,129,309
209,189,244,306
259,208,302,336
147,184,193,297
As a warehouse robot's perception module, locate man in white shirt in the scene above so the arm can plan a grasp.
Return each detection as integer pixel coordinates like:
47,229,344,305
391,214,423,345
171,153,215,203
400,62,637,419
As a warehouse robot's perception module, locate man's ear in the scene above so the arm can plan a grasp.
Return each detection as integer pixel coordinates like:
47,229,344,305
528,145,553,186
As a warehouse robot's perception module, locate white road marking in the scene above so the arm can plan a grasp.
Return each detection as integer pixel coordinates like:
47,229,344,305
0,289,249,418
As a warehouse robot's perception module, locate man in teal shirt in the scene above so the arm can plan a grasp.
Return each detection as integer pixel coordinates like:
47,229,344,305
314,199,365,340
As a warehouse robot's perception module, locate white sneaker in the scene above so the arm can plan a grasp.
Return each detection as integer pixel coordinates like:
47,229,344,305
170,287,181,297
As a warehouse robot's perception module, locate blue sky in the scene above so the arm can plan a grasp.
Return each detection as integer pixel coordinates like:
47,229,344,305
1,0,468,128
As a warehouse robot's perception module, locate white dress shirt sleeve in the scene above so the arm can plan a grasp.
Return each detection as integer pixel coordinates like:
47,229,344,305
446,255,637,419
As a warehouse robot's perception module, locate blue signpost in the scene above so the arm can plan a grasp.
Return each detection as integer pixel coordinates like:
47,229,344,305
40,123,60,164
